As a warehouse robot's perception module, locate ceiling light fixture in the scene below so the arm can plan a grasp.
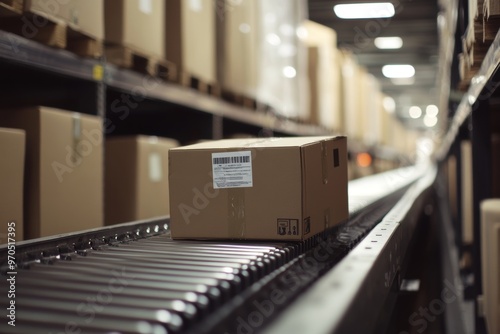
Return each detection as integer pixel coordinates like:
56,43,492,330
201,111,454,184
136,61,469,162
425,104,439,117
423,114,438,127
333,2,395,19
382,64,415,78
283,66,297,78
374,36,403,49
383,96,396,113
409,106,422,119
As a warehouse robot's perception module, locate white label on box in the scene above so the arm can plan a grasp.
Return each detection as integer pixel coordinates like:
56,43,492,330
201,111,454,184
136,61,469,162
188,0,203,12
212,151,253,189
139,0,153,14
149,153,162,182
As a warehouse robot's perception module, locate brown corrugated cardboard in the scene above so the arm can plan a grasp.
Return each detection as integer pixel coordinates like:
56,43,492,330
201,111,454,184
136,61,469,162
24,0,104,39
308,46,320,125
221,0,258,97
480,199,500,334
0,107,103,239
105,135,179,225
0,128,25,245
166,0,216,83
340,50,362,141
169,136,348,240
105,0,165,58
301,21,341,130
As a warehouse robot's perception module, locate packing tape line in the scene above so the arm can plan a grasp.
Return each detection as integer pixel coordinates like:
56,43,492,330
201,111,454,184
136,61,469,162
321,140,328,185
72,113,82,165
72,113,81,142
228,188,246,238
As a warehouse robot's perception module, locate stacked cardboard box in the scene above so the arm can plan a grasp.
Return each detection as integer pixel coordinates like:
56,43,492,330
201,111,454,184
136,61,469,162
105,0,165,58
340,50,361,140
105,135,179,225
220,0,258,98
480,199,500,334
169,136,348,240
166,0,216,84
360,72,381,146
0,107,103,239
0,128,25,244
24,0,104,41
301,20,342,131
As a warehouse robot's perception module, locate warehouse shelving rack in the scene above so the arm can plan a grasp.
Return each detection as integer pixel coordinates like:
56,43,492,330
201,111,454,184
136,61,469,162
0,29,330,144
0,28,410,169
435,10,500,332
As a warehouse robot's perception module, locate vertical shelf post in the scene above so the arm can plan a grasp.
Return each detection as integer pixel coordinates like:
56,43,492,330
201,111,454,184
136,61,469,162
471,100,491,334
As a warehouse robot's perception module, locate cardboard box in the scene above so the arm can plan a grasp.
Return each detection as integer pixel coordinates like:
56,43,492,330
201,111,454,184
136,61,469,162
0,107,103,239
340,50,362,141
105,0,165,58
24,0,104,40
302,20,341,130
105,135,179,225
169,136,348,240
0,128,25,244
360,72,381,146
166,0,216,83
480,199,500,334
220,0,259,97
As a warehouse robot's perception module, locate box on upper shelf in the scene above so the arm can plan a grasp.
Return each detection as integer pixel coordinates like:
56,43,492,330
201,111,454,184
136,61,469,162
0,106,103,239
301,20,342,132
220,0,258,99
24,0,104,40
105,0,165,58
166,0,216,84
105,135,179,225
169,136,348,241
0,127,25,244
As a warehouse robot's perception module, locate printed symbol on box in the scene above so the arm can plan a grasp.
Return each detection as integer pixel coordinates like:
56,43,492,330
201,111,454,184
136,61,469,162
277,219,289,235
277,219,298,235
290,219,298,235
304,217,311,235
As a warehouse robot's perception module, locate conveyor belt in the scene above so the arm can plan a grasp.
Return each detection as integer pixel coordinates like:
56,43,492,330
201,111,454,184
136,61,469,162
0,165,434,334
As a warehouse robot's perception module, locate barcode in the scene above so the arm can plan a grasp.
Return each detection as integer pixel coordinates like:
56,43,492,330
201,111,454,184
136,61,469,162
213,156,250,164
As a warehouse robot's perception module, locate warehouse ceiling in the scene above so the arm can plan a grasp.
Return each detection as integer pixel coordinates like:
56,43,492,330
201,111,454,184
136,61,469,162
308,0,440,130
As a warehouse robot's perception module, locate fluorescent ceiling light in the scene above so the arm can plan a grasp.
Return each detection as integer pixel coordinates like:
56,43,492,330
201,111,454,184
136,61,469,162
334,3,395,19
382,64,415,78
266,33,281,46
423,114,438,127
409,106,422,119
425,104,439,117
383,96,396,113
283,66,297,78
239,23,251,34
374,36,403,49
